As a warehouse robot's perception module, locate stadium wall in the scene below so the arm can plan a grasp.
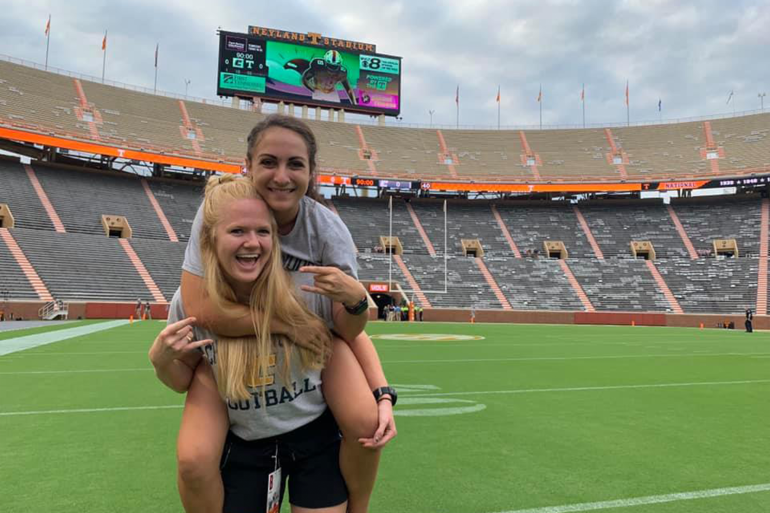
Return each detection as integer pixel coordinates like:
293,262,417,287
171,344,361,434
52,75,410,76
1,302,764,330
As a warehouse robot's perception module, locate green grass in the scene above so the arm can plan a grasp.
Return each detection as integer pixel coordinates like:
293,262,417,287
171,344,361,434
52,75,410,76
1,320,769,512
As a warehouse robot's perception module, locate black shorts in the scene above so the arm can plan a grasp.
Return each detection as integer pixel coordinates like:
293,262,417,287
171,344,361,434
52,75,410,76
220,408,347,513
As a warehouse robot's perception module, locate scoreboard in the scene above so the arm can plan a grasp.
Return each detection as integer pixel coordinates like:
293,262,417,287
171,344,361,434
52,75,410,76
217,30,402,117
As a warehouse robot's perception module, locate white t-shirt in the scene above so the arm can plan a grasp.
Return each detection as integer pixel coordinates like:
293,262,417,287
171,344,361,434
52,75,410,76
168,289,325,440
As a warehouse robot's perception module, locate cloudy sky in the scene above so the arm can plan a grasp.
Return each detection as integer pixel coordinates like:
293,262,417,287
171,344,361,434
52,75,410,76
0,0,768,128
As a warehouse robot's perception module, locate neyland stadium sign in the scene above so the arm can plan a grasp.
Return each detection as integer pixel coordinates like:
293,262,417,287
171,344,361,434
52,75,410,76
248,25,376,52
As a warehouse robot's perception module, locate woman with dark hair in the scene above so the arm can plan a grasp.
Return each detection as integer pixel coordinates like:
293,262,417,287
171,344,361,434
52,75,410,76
167,114,394,513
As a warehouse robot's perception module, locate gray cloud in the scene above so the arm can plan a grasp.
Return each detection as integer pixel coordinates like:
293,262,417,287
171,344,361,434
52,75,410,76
0,0,767,127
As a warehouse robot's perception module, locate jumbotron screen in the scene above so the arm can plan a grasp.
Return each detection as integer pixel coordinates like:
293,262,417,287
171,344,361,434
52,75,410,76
217,30,401,116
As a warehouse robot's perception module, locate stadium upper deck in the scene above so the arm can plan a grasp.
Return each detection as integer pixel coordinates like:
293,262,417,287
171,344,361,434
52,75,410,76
0,58,768,184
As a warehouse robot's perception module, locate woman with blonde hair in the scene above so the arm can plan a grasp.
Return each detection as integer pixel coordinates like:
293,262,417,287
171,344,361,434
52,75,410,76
151,174,347,512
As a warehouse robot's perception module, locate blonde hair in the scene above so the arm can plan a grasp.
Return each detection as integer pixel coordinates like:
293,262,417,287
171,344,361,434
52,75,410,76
200,174,331,401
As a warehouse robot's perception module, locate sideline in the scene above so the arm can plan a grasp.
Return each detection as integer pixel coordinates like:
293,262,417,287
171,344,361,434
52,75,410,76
492,483,770,513
0,320,130,356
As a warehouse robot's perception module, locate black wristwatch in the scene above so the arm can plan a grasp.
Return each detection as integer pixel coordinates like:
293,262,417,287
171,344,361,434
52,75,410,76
373,386,397,406
344,296,369,316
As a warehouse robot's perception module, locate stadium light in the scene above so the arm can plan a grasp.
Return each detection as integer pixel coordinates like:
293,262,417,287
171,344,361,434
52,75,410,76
428,110,435,127
184,79,191,98
760,93,766,111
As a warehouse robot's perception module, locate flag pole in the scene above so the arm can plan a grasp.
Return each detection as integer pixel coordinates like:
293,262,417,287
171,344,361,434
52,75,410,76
456,85,459,129
626,80,630,126
153,43,158,94
44,15,51,70
582,83,585,128
539,84,542,130
497,85,501,130
101,31,107,84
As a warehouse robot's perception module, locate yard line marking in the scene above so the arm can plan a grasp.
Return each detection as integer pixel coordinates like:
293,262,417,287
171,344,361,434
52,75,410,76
0,405,182,416
408,379,770,398
0,320,130,355
19,351,148,355
491,482,770,513
3,379,769,416
0,368,152,375
382,352,770,364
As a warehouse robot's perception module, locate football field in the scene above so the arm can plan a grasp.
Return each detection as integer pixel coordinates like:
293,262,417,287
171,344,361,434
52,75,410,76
1,320,769,513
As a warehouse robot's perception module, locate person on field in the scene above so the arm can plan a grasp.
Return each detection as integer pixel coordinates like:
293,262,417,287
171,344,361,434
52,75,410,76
156,115,396,513
151,175,346,511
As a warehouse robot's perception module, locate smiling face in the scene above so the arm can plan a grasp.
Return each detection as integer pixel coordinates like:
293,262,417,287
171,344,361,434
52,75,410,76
247,127,312,232
214,197,274,299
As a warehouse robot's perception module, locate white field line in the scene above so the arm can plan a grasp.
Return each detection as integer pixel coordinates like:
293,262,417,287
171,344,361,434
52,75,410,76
406,379,770,398
3,352,769,375
492,483,770,513
0,405,182,416
3,379,769,416
15,351,148,355
0,368,152,375
382,352,770,364
0,320,130,355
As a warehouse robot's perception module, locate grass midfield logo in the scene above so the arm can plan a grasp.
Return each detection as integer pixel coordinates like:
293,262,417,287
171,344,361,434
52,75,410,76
370,334,485,341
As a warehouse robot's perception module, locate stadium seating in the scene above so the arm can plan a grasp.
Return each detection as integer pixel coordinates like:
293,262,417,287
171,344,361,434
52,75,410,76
484,257,585,311
2,59,768,182
0,159,54,231
579,201,688,258
0,231,39,300
567,259,671,312
671,196,762,256
31,163,169,239
496,202,595,258
11,228,157,302
655,258,759,314
1,58,768,315
146,179,204,241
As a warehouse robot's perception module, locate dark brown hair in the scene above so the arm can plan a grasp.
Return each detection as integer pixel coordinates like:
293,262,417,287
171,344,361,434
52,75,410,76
246,114,320,200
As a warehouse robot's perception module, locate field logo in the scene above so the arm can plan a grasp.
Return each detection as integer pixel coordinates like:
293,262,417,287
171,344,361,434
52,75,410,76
392,384,486,417
371,334,485,342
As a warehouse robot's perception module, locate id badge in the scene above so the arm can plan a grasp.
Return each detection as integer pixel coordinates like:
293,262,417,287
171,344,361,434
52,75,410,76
267,467,281,513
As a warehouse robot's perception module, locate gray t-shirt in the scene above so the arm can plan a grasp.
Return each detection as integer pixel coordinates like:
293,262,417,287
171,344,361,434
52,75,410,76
183,196,358,327
168,289,326,440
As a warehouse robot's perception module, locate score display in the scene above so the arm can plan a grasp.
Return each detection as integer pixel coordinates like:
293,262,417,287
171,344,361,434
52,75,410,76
352,177,420,190
217,30,402,116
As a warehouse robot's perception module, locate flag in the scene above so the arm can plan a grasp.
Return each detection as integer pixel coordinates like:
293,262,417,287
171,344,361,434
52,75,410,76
581,84,585,102
537,84,542,102
625,81,629,106
496,85,500,103
455,85,459,105
154,43,159,68
726,90,733,104
44,15,50,36
658,98,662,111
102,31,107,51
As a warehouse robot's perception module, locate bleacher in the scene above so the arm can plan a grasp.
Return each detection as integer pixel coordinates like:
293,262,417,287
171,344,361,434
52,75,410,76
579,201,688,258
671,196,762,256
2,59,769,183
0,159,54,231
0,230,39,300
484,257,585,311
11,228,155,302
147,179,204,241
0,55,768,315
567,259,671,312
655,258,759,314
496,203,594,258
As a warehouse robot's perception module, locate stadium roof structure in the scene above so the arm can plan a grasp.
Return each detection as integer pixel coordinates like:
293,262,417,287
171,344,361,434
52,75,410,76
1,58,769,194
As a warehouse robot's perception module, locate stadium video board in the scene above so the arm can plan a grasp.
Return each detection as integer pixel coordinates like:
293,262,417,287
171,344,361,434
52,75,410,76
217,29,401,116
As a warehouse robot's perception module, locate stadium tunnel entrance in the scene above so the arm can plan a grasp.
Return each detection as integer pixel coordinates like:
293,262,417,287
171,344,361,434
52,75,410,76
370,293,395,320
